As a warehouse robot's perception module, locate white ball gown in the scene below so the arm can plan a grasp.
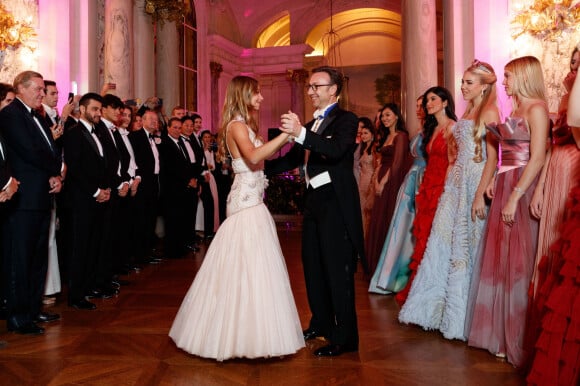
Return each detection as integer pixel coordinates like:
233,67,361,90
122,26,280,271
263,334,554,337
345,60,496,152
169,121,305,361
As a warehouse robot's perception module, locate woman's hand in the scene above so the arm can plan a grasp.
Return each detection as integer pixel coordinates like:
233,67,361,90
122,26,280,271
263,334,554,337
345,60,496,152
501,193,519,226
485,176,496,199
530,184,544,219
471,193,486,221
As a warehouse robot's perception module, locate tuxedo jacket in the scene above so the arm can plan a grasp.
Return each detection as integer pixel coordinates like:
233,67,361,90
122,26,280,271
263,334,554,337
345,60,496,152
129,128,159,199
0,98,61,211
158,135,194,203
95,121,125,191
188,133,208,181
62,122,107,205
266,106,365,262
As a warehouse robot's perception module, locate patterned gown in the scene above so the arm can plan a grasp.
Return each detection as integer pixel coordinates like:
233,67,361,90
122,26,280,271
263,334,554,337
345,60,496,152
169,121,305,361
399,120,488,340
368,133,426,294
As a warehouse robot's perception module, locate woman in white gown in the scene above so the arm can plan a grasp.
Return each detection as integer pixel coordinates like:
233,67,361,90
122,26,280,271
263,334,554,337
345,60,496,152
169,75,305,361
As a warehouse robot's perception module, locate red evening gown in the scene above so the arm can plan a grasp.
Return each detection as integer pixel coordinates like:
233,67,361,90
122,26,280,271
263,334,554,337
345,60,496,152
526,121,580,384
395,129,449,305
364,132,411,275
527,186,580,385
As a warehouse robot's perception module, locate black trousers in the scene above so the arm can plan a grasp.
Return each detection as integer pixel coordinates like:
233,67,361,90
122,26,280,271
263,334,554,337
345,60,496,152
67,200,104,302
199,180,214,237
301,184,358,347
2,209,50,328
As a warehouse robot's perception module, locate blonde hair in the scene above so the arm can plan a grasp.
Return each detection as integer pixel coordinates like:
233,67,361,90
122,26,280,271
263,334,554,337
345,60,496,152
217,75,260,162
464,60,498,163
504,56,546,105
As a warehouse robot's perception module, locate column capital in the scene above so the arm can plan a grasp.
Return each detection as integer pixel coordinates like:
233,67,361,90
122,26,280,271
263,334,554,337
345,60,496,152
289,69,309,83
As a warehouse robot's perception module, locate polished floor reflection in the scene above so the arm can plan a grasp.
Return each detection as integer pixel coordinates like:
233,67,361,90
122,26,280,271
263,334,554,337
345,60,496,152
0,223,525,385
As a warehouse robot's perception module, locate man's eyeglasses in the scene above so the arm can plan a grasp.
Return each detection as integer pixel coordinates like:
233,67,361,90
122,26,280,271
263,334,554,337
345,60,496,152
305,84,334,92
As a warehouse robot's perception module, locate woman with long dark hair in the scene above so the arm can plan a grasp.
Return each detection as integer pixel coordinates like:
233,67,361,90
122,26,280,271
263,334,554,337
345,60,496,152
369,95,427,294
395,86,457,305
364,103,411,275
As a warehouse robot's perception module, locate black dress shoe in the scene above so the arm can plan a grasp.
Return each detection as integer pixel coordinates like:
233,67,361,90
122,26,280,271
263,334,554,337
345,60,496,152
314,343,358,357
86,289,112,299
11,322,45,335
303,328,323,341
69,299,97,310
35,312,60,323
186,244,200,252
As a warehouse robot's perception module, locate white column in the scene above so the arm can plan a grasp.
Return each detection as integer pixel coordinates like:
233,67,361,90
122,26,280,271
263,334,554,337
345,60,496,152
156,21,180,115
401,0,438,138
133,2,155,102
104,0,133,100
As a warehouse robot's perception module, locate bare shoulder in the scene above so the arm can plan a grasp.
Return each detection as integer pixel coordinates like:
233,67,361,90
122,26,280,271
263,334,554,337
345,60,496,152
481,105,501,124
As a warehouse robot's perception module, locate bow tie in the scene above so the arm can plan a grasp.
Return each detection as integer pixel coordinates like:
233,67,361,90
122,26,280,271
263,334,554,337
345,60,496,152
148,133,155,139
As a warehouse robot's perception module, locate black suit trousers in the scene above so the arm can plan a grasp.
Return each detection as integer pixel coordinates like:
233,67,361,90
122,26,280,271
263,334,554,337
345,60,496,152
301,183,358,347
199,180,214,236
1,209,50,327
67,200,105,302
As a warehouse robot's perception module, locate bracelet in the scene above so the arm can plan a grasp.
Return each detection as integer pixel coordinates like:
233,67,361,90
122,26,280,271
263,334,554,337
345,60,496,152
513,186,524,194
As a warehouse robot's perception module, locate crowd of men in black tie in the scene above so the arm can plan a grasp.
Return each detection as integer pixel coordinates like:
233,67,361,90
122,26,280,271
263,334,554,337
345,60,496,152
0,71,223,335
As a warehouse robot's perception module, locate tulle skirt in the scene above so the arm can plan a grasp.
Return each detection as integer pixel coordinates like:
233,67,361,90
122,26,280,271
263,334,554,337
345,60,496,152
169,203,305,361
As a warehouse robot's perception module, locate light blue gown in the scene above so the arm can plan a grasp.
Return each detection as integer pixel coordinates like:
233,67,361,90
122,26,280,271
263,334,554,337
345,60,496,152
369,133,426,294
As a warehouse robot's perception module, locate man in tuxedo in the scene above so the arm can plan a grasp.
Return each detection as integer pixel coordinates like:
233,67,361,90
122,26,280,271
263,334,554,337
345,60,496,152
0,71,63,334
159,118,198,258
268,66,365,356
179,116,201,248
129,110,162,264
62,92,110,310
91,94,130,295
186,114,214,240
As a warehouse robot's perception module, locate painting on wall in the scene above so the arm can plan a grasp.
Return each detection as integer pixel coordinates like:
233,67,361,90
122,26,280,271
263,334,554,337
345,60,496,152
341,62,401,122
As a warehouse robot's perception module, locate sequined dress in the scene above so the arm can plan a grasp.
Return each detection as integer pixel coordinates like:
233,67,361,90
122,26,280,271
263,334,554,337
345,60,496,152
169,122,305,361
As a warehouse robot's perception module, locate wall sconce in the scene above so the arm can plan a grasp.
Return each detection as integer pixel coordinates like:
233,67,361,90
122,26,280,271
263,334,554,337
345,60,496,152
511,0,580,41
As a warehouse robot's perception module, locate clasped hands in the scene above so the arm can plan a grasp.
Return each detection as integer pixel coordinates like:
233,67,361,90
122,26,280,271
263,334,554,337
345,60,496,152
280,111,302,137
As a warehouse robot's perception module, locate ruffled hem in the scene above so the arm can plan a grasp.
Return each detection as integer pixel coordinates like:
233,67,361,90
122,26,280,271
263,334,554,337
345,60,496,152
527,187,580,386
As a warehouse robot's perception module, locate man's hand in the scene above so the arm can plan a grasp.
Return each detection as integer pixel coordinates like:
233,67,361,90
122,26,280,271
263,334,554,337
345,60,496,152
280,111,302,137
0,178,19,202
118,182,130,197
188,178,198,189
96,188,110,203
130,178,140,196
49,176,62,193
